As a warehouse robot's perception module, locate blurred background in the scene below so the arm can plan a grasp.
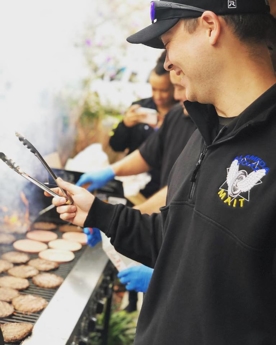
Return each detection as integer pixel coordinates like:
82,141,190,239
0,0,160,204
0,0,160,162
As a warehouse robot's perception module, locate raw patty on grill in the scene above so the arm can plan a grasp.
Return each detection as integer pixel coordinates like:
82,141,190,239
28,258,59,271
48,239,81,252
0,259,13,273
12,294,48,313
0,233,16,245
26,230,58,243
59,224,82,233
39,248,75,263
32,273,64,289
13,239,47,253
8,265,39,279
62,231,87,245
0,287,20,302
0,276,29,290
1,251,30,264
32,222,57,230
0,300,14,317
0,322,33,343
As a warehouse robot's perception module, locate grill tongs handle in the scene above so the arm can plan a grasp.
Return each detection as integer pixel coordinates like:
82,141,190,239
15,132,74,205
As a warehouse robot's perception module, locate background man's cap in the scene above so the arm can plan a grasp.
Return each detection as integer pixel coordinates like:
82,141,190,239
127,0,270,48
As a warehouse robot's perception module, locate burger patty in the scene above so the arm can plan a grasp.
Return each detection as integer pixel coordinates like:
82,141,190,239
32,273,64,289
12,294,48,313
32,222,57,230
0,233,16,245
48,239,81,252
0,300,14,317
0,322,33,343
26,230,58,243
59,224,82,233
39,249,75,263
13,239,48,253
62,231,87,245
0,287,20,302
0,276,29,290
27,258,59,272
1,251,30,264
8,265,39,278
0,259,13,273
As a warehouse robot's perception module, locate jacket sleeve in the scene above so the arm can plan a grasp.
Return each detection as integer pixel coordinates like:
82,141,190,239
84,197,163,267
109,121,132,152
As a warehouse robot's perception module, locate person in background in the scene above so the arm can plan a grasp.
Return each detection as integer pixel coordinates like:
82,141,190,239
49,0,276,343
109,50,177,198
77,71,196,212
84,70,196,312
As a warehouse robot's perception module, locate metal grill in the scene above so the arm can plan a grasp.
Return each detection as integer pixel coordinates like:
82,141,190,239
0,176,121,344
0,224,88,345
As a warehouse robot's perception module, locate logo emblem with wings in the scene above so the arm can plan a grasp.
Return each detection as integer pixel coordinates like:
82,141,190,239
227,159,266,198
218,157,268,207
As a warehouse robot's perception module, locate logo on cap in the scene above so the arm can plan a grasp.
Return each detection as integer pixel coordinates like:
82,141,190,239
228,0,237,9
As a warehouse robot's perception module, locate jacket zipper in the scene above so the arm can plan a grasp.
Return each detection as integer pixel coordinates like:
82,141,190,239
189,146,207,201
189,126,228,201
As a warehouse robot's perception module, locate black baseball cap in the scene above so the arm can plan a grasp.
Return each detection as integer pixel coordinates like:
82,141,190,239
127,0,270,48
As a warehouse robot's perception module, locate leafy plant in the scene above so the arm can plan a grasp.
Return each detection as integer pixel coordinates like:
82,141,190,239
89,307,137,345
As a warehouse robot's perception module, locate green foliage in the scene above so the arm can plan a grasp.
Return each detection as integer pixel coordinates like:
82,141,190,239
78,92,121,125
89,308,137,345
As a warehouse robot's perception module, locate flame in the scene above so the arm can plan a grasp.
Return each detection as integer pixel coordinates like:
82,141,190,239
4,213,21,225
20,191,30,224
0,192,30,233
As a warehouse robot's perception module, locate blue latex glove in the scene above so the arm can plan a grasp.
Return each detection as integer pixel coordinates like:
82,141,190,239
117,265,154,293
76,167,115,192
83,227,102,247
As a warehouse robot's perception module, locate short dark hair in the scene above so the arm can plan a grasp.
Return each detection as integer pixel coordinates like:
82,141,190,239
183,13,276,49
153,50,168,76
222,13,276,47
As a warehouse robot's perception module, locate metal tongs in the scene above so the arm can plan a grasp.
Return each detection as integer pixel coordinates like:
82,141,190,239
0,132,73,205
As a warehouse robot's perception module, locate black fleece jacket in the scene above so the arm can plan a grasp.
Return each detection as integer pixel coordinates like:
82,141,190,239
85,83,276,345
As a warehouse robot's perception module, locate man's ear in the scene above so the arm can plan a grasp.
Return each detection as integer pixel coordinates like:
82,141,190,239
200,11,221,45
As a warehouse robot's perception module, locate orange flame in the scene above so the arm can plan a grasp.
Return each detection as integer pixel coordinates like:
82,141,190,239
1,192,30,233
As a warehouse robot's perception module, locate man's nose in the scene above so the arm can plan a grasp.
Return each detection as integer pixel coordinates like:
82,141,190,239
164,56,173,71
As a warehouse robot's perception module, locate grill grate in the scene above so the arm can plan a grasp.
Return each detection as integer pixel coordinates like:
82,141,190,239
0,223,86,345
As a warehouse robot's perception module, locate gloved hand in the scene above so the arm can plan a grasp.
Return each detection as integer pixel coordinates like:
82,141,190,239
83,227,102,247
76,167,115,192
117,265,154,293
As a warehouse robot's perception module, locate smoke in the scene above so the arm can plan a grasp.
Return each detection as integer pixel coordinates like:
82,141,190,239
0,0,159,214
0,0,94,211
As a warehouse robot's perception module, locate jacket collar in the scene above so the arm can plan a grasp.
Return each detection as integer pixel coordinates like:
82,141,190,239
184,83,276,146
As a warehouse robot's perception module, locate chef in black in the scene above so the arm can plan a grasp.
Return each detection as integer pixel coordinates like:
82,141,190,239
49,1,276,344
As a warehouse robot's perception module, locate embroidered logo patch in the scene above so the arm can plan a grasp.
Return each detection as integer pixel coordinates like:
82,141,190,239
228,0,237,9
218,155,269,208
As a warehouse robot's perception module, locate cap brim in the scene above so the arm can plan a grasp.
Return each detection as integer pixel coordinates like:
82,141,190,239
127,18,179,49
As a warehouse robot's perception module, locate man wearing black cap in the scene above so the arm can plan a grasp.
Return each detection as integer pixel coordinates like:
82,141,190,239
51,1,276,344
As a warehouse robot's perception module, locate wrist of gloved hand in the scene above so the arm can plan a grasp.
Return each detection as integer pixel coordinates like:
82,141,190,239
83,227,102,247
76,166,115,192
117,265,154,293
